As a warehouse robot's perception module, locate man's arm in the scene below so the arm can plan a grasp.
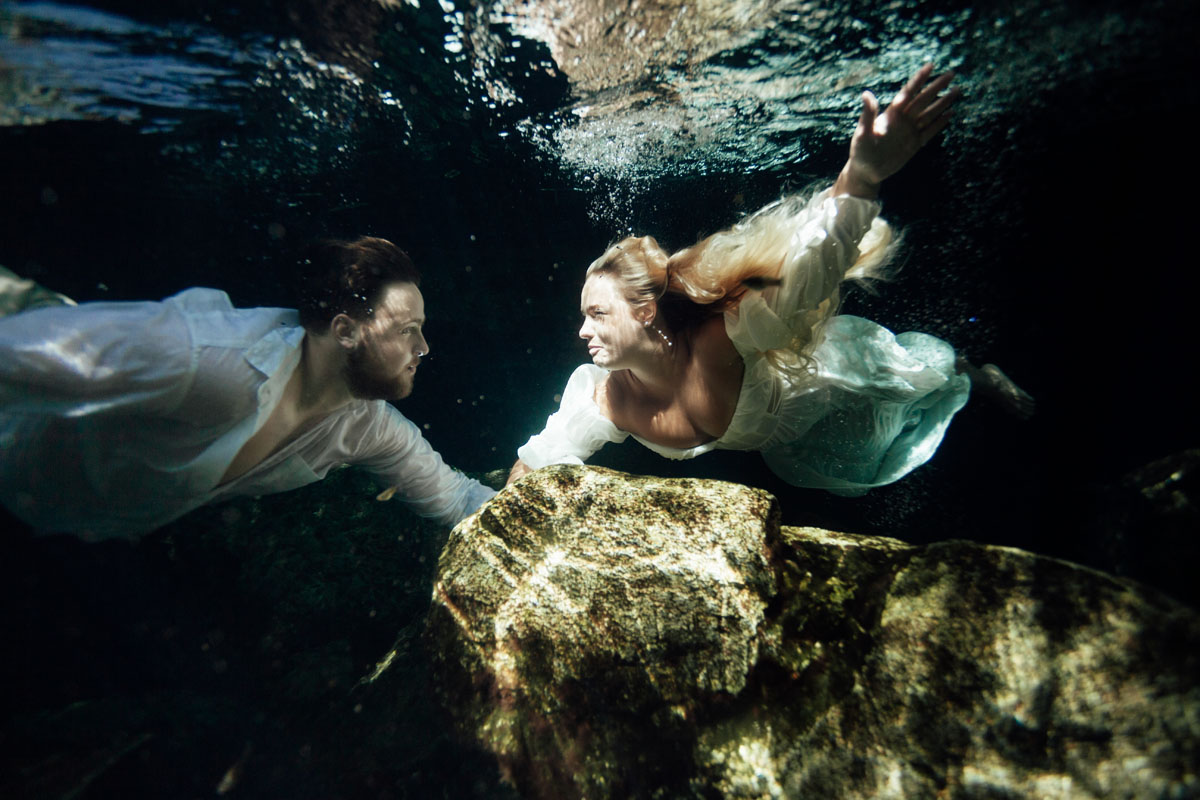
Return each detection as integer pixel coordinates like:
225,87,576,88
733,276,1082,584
355,405,495,527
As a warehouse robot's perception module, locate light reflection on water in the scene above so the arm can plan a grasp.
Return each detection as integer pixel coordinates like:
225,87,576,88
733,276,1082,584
4,0,1173,170
0,1,255,127
2,0,1188,365
1,0,1189,332
3,0,1184,231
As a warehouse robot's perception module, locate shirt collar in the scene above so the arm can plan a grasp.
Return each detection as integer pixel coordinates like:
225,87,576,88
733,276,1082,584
245,315,305,377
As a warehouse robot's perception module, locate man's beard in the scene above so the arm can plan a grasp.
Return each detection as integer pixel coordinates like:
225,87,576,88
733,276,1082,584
343,344,411,401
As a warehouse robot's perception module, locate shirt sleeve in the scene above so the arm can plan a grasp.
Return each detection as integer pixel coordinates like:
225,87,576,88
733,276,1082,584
0,299,193,418
516,364,629,470
351,403,496,527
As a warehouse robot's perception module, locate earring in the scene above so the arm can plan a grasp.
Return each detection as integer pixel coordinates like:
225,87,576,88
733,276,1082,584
645,320,673,348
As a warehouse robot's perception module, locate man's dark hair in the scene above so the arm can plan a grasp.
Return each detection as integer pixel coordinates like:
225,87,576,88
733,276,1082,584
295,236,421,331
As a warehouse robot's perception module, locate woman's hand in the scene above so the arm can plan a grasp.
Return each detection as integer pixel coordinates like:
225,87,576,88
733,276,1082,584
834,63,960,198
506,458,532,485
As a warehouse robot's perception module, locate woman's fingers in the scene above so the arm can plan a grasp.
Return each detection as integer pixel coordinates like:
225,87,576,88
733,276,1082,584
891,62,935,109
859,90,880,132
890,65,956,128
917,107,955,146
908,70,956,114
916,85,961,127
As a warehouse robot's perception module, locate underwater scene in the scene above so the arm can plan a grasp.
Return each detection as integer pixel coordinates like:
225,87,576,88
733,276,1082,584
2,0,1198,797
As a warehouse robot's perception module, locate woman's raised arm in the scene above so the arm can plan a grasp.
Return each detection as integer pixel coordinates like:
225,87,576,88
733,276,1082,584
833,63,960,199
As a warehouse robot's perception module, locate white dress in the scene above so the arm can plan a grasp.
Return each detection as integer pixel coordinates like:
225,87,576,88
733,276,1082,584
518,191,971,496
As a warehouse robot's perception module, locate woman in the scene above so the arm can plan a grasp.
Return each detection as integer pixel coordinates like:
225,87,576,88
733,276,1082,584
508,65,1032,494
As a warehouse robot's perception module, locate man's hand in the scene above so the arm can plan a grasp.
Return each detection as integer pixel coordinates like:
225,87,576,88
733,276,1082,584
834,63,960,198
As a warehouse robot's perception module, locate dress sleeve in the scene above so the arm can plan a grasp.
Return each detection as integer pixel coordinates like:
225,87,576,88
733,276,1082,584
0,299,193,418
352,404,496,527
516,364,628,470
726,190,885,357
771,190,884,317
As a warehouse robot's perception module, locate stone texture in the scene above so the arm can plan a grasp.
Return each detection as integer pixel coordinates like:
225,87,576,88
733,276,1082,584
427,465,1200,799
428,465,778,797
1078,448,1200,610
468,0,789,97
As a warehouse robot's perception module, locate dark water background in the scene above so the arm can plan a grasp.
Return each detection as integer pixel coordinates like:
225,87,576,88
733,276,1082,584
4,0,1196,548
2,0,1198,796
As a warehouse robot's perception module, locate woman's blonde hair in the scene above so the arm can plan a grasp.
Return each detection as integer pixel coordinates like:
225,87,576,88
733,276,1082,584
586,191,895,366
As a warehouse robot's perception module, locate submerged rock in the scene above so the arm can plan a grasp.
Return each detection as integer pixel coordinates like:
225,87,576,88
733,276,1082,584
1078,448,1200,610
427,465,1200,799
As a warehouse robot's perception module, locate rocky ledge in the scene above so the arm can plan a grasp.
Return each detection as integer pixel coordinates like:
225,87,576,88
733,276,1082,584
426,465,1200,799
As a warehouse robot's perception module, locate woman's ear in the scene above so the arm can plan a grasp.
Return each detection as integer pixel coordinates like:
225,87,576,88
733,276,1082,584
635,300,658,327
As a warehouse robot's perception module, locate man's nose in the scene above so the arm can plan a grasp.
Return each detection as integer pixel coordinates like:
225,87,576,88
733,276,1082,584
417,332,430,357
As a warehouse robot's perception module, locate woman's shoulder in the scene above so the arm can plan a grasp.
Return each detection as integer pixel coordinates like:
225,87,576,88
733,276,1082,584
687,314,740,369
592,367,624,422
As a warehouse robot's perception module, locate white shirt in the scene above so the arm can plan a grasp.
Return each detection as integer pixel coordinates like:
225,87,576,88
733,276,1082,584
0,287,494,539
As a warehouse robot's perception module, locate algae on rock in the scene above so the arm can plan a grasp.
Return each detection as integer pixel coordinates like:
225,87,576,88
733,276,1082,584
427,465,1200,799
429,465,778,797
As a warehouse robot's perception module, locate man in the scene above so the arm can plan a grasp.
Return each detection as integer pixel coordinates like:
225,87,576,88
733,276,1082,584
0,237,494,540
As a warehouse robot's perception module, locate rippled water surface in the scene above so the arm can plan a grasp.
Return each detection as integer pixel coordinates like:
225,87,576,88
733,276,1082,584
4,0,1190,201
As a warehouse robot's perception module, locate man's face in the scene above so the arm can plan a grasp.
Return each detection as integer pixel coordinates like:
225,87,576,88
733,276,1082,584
344,282,428,401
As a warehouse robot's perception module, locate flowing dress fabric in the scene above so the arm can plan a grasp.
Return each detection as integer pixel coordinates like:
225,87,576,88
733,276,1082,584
517,191,971,494
747,315,969,495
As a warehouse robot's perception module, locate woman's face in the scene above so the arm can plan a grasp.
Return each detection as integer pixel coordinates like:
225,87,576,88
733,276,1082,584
579,273,648,369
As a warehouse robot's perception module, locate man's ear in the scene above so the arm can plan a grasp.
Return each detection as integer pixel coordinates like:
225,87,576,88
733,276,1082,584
330,314,360,350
